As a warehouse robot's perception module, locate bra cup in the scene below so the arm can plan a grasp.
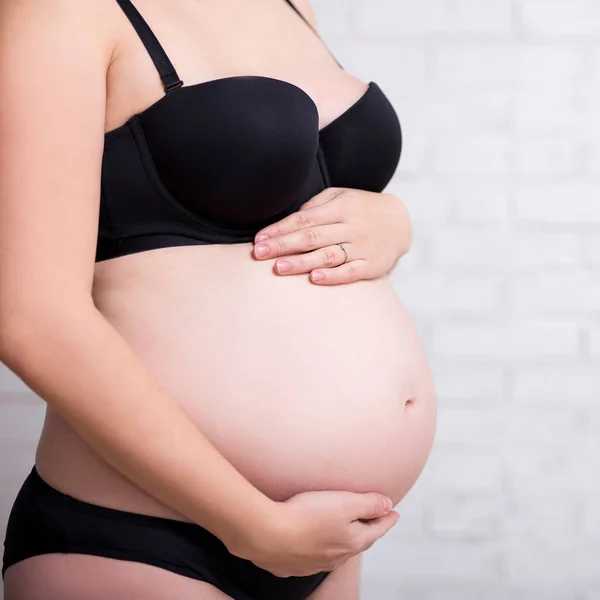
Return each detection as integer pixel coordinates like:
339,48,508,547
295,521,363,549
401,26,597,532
139,78,320,226
319,82,402,193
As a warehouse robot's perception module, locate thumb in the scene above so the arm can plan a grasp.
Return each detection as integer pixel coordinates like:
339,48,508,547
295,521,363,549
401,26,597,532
344,492,393,521
354,511,400,550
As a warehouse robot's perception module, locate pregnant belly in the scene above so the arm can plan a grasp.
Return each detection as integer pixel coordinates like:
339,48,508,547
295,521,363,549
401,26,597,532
38,243,437,515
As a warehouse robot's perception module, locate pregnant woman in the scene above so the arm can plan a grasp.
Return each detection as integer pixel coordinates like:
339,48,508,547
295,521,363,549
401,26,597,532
0,0,437,598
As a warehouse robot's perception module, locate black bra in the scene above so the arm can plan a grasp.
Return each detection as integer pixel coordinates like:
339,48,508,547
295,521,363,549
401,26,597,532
96,0,402,262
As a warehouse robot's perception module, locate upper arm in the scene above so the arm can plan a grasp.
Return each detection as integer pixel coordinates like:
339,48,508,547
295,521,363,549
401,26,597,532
0,0,111,327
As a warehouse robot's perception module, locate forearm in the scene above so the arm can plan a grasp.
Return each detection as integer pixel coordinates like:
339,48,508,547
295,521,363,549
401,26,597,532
0,301,274,549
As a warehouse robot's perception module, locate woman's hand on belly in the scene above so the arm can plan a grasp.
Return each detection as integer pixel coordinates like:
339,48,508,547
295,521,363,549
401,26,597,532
251,187,412,284
228,489,399,577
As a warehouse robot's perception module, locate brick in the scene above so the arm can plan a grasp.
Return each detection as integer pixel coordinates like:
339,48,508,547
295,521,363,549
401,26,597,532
515,137,582,176
330,42,430,92
432,364,505,402
389,182,453,221
0,402,45,447
504,444,600,496
430,134,512,175
396,136,430,176
588,325,600,356
511,273,600,311
504,488,582,544
516,46,587,90
434,45,585,90
521,0,600,36
425,587,583,600
429,492,505,541
435,407,504,447
589,48,600,102
419,448,503,494
356,0,512,36
581,502,600,540
418,90,511,135
433,46,517,87
590,143,600,175
584,101,600,146
430,230,510,268
360,582,424,600
392,273,504,313
515,366,600,403
384,489,426,540
505,407,589,446
514,232,581,267
0,363,32,394
392,239,423,272
362,538,502,583
431,229,583,269
589,236,600,265
311,0,351,36
592,47,600,77
516,184,600,224
453,183,509,222
391,181,509,224
515,91,586,135
504,542,600,587
433,323,579,359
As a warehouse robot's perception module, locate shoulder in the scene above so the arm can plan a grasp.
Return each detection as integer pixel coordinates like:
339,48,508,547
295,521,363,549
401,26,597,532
0,0,116,58
0,0,117,130
288,0,319,31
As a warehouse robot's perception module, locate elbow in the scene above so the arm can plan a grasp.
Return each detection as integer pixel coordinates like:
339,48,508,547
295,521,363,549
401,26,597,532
0,299,96,366
0,310,41,367
0,310,25,362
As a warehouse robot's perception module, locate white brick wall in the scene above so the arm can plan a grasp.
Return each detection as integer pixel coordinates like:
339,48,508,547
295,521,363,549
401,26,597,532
1,1,598,599
315,0,600,598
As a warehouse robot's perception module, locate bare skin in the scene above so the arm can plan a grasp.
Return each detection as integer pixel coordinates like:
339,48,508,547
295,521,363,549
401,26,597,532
0,0,437,598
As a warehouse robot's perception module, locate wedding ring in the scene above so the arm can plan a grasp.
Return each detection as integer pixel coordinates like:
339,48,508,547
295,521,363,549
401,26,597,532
337,242,348,264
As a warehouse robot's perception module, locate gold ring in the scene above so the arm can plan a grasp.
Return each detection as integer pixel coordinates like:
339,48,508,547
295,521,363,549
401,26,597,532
337,243,348,264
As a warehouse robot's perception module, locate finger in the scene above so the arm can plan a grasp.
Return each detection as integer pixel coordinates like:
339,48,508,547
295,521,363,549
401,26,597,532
299,187,347,210
310,259,371,285
354,511,400,550
274,244,348,275
253,224,347,259
343,492,393,521
254,194,343,242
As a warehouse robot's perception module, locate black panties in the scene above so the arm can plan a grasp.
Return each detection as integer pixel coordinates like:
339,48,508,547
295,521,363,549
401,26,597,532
1,466,329,600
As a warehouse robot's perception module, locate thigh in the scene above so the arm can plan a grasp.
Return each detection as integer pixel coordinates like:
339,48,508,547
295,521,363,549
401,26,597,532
3,554,232,600
307,555,361,600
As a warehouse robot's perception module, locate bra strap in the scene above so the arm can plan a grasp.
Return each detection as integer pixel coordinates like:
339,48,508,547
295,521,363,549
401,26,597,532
282,0,343,69
115,0,183,92
282,0,314,32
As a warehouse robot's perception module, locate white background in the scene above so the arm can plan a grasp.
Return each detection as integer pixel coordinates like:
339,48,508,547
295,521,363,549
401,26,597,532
2,0,600,598
312,0,600,597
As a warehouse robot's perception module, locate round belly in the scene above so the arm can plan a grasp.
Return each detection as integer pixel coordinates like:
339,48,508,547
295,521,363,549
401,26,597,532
39,243,436,513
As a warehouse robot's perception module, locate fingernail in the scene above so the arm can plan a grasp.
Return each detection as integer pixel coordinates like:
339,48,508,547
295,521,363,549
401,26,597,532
385,498,393,512
311,271,325,282
255,234,269,242
255,244,269,258
276,260,292,273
